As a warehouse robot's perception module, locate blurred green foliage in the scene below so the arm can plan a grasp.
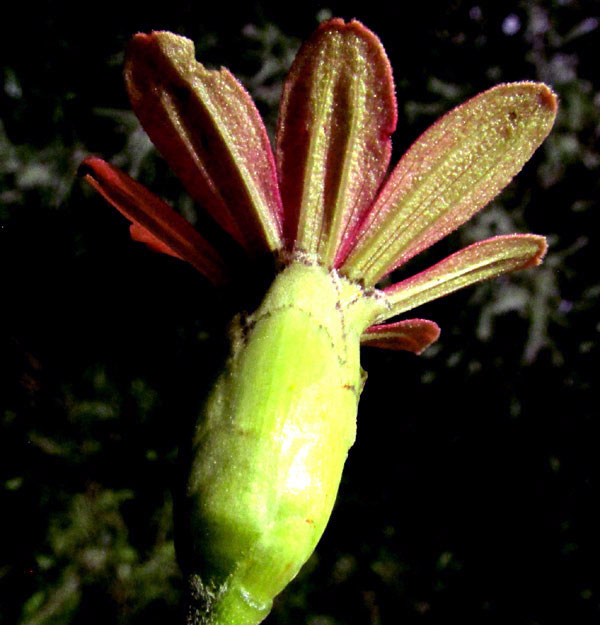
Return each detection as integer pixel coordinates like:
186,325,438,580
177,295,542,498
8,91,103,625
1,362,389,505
2,1,599,624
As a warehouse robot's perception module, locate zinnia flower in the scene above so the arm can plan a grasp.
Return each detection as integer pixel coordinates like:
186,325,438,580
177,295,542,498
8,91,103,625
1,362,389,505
81,18,556,625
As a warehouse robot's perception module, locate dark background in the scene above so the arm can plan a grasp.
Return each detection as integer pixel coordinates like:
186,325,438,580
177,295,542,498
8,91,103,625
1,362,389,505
1,1,598,623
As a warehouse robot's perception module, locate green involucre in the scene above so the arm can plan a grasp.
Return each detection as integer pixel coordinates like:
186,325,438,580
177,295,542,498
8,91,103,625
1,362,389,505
183,263,382,625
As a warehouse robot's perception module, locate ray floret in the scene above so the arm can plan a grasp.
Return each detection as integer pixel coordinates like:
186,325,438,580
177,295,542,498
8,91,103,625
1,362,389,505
377,234,548,321
125,31,283,255
276,18,396,267
339,82,557,286
81,157,226,284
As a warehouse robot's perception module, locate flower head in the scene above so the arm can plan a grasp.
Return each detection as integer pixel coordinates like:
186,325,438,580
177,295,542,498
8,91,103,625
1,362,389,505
80,21,558,624
82,18,556,354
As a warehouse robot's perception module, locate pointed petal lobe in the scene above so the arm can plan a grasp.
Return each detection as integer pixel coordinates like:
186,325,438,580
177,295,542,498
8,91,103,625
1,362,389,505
276,18,396,266
379,234,547,319
125,31,283,254
129,222,181,258
341,82,557,286
81,157,226,284
361,319,440,354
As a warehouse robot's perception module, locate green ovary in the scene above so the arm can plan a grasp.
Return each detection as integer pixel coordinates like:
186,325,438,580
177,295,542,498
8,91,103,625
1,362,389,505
184,263,378,625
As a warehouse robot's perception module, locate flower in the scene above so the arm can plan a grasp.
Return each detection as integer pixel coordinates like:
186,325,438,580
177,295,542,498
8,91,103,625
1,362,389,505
81,19,556,353
80,19,558,625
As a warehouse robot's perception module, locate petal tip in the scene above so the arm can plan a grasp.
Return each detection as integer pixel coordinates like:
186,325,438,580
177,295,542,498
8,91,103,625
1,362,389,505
126,32,163,58
503,81,557,115
129,30,186,47
538,84,558,114
78,155,103,178
525,234,549,268
317,17,370,34
130,32,152,43
500,81,558,119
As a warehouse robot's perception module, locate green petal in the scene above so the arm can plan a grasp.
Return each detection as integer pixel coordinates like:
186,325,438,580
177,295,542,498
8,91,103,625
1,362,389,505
276,19,396,266
378,234,547,320
125,32,283,255
341,82,557,286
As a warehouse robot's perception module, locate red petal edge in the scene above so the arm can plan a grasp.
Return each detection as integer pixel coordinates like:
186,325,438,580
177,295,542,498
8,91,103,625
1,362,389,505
361,319,441,354
80,157,227,285
128,222,181,259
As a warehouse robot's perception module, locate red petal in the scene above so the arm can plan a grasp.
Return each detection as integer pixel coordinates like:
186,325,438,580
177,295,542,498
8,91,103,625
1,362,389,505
276,18,396,266
340,82,557,286
125,32,283,255
361,319,440,354
81,157,227,284
129,223,181,259
381,234,548,318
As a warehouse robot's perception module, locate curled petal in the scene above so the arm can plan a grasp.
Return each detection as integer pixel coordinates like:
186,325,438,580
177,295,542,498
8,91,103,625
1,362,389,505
379,234,547,320
81,157,227,284
125,31,283,255
276,18,396,266
361,319,440,354
341,82,557,286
